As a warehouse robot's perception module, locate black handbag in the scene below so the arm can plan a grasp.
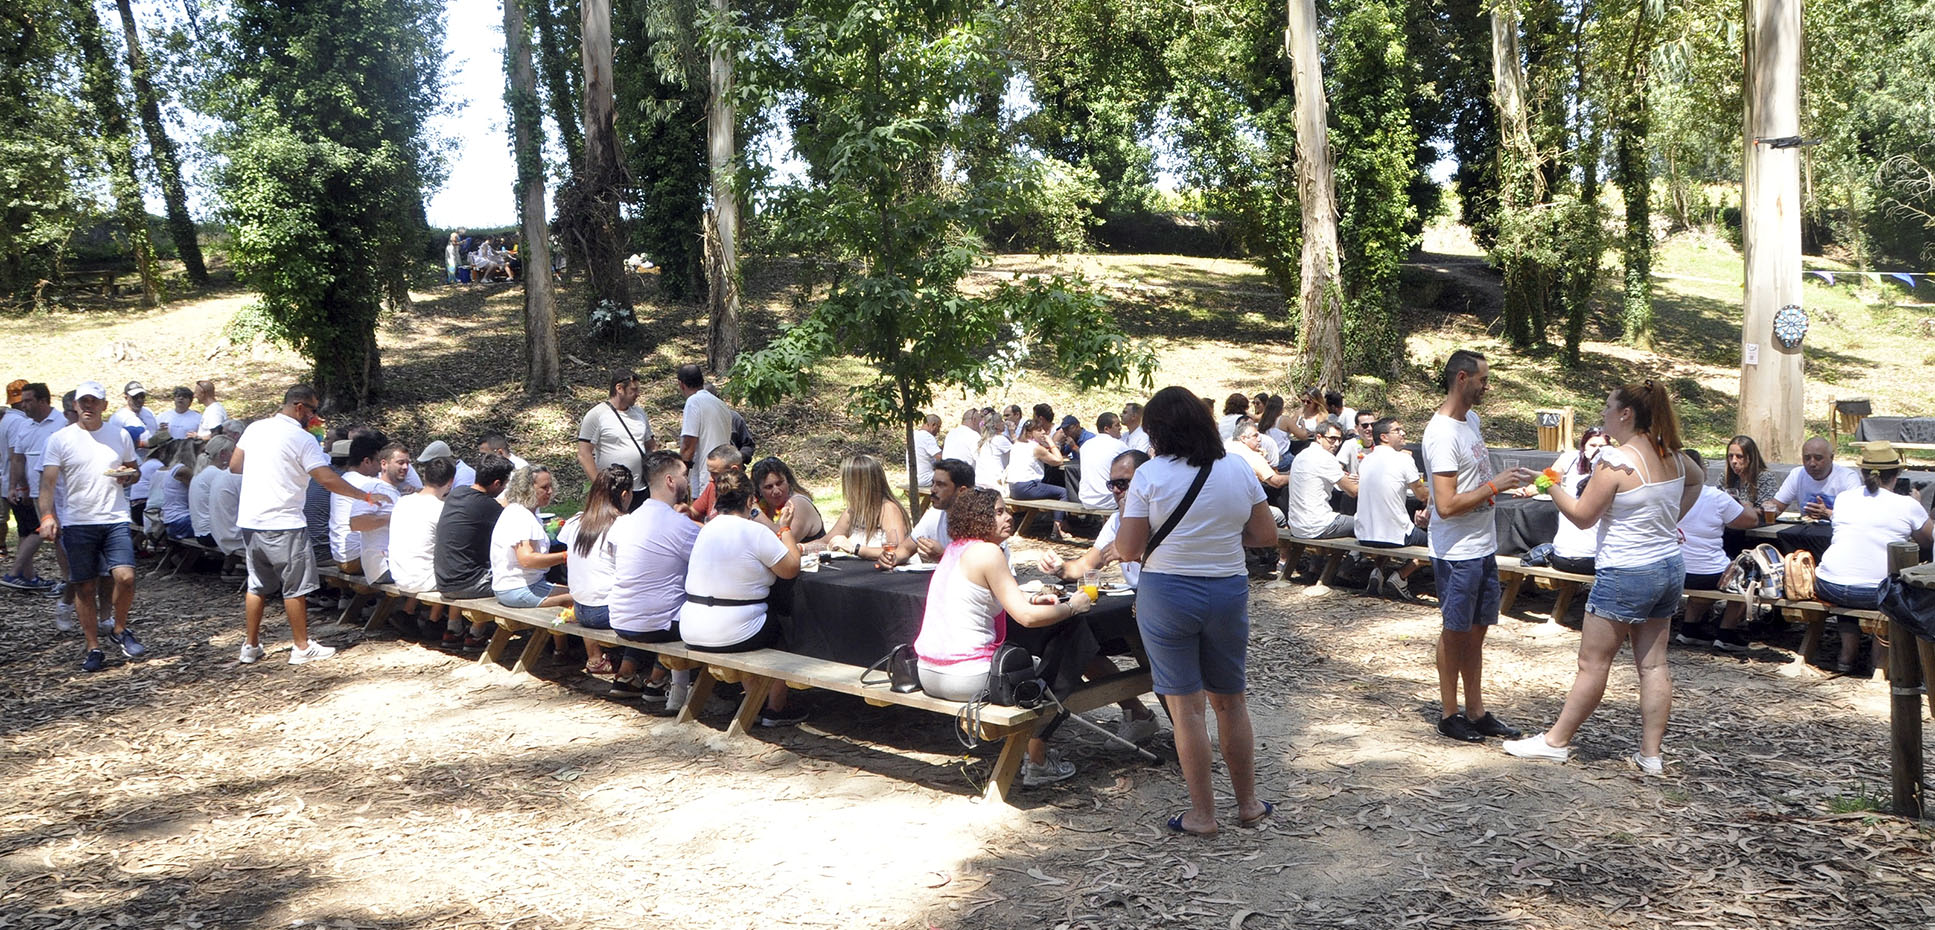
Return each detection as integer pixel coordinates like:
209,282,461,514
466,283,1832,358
986,642,1048,708
861,644,922,694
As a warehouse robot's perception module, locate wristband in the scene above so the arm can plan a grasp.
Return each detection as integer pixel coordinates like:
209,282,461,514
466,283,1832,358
1485,481,1498,501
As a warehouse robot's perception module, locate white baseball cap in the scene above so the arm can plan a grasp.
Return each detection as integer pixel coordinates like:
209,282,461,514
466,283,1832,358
76,381,109,401
417,440,455,462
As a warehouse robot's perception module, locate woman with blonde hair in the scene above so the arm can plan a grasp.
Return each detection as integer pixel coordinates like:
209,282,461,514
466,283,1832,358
1506,381,1703,775
491,465,572,609
823,453,911,560
973,414,1013,489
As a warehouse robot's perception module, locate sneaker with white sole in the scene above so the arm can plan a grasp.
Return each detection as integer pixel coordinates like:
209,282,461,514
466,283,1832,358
1022,748,1077,787
1363,568,1383,595
106,626,146,658
1630,752,1664,776
1116,715,1160,745
238,643,267,664
288,642,337,665
53,602,77,634
1503,732,1572,762
656,681,691,716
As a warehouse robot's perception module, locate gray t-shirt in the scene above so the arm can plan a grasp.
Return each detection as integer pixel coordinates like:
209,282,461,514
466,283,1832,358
578,402,654,490
1423,410,1497,560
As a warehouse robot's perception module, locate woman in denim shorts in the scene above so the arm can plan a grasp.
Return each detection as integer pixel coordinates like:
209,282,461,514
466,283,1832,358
1505,382,1704,775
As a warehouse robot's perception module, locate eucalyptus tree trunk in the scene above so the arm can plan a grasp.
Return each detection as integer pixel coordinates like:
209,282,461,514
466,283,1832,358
578,0,633,318
1739,0,1804,458
1287,0,1343,389
705,0,741,373
531,0,584,169
507,0,563,392
1490,2,1541,347
114,0,206,286
75,0,158,305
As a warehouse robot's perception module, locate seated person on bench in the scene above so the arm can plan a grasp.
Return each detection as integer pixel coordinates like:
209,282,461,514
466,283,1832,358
491,465,572,610
1546,428,1605,575
680,470,807,727
390,457,459,645
609,452,702,712
1675,450,1761,651
1356,417,1429,601
823,453,911,560
1815,442,1933,674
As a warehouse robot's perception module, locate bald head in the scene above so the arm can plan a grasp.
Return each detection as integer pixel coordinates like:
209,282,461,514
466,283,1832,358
1801,437,1833,479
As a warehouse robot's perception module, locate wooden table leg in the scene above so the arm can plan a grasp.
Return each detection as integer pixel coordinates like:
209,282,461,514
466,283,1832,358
481,614,516,665
1499,572,1528,612
363,595,398,633
511,624,551,674
725,676,775,737
1013,508,1037,539
1795,609,1825,664
1316,551,1346,587
1920,638,1935,719
334,591,368,626
983,730,1031,805
677,669,716,724
1551,581,1579,623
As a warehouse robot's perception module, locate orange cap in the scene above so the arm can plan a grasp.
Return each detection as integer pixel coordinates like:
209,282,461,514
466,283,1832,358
5,379,25,404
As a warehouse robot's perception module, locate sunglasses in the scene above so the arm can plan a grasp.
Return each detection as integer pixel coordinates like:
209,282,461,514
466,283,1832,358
1106,478,1132,491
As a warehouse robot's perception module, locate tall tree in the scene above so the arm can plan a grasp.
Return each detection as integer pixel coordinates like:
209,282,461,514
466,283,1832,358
0,1,82,298
113,0,207,285
704,0,740,372
566,0,634,326
1330,0,1420,379
529,0,583,169
1488,1,1546,347
1737,0,1804,457
208,0,443,409
1614,0,1657,349
72,0,158,305
1287,0,1343,388
506,0,561,392
614,0,708,300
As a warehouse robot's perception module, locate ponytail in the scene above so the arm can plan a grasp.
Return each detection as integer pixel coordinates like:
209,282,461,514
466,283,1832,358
1864,469,1881,494
1612,379,1683,459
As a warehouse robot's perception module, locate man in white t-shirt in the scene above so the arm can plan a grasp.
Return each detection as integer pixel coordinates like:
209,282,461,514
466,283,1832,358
1076,412,1130,510
1120,402,1150,455
888,459,975,564
909,414,942,492
164,386,203,440
107,381,161,448
37,381,145,671
1421,350,1536,744
475,432,529,471
188,434,235,543
1335,410,1379,476
577,369,655,493
231,383,380,666
194,381,228,439
208,456,245,558
942,407,982,465
349,442,410,584
608,450,704,710
1816,444,1935,671
388,456,456,642
328,435,387,573
676,363,736,499
5,382,66,592
1356,418,1430,601
1769,437,1861,521
1285,424,1359,540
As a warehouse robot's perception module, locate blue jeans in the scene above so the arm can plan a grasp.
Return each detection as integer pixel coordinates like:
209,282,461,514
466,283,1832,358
1586,555,1685,624
1814,578,1882,611
494,579,557,609
1432,555,1501,631
61,522,135,582
1008,479,1067,526
1135,571,1250,695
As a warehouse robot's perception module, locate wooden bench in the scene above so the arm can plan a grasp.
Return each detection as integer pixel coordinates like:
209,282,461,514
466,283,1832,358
152,536,243,581
1270,532,1595,616
1006,496,1116,537
313,568,1152,803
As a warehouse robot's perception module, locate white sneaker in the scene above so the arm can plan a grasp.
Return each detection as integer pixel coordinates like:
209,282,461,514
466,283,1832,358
1021,748,1077,787
1116,715,1160,745
1630,752,1664,776
288,642,338,665
53,602,77,633
1503,733,1572,762
661,681,691,714
238,643,267,664
1363,568,1383,595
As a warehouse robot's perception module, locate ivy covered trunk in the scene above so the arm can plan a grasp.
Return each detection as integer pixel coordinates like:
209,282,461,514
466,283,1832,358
507,0,563,393
706,0,741,373
1617,85,1654,350
574,0,634,327
74,0,158,306
1288,0,1344,389
114,0,207,287
1489,3,1542,348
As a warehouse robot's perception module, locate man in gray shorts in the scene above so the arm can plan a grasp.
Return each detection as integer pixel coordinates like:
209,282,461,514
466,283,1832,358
230,384,378,665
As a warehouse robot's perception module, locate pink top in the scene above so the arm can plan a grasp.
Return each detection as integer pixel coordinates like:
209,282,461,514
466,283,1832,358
913,540,1007,670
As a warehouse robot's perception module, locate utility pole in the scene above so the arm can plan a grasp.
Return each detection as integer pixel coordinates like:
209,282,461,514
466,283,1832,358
1739,0,1805,459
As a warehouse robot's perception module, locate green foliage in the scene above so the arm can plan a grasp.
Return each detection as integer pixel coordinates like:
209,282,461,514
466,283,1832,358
614,0,708,300
1493,194,1602,355
730,0,1154,490
0,1,84,298
993,154,1105,253
1329,0,1420,378
205,0,444,409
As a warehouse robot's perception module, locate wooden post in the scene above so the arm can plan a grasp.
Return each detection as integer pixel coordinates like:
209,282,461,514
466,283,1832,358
1739,0,1805,459
1886,540,1923,818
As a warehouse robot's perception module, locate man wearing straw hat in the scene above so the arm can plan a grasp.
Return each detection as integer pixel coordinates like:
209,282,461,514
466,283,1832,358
1814,441,1935,673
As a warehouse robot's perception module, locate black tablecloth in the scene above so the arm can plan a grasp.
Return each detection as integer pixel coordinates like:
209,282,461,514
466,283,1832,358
778,558,1137,669
1856,416,1935,444
1490,496,1560,556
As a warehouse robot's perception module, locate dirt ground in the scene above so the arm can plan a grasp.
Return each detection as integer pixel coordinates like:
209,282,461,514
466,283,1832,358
3,540,1933,930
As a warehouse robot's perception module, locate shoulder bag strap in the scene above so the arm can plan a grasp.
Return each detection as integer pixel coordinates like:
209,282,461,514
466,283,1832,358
606,401,652,464
1144,464,1212,560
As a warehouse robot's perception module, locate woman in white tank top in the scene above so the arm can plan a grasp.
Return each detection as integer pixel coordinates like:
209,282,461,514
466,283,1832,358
1505,382,1703,775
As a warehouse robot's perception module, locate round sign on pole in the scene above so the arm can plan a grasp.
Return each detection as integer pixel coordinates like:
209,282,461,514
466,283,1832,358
1773,304,1808,349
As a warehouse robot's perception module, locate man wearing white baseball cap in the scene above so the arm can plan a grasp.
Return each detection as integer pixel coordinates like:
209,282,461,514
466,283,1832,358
415,439,475,489
230,384,380,665
36,381,145,672
107,381,160,449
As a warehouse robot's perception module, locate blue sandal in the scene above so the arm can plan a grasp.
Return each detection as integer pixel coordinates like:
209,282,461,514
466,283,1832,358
1239,800,1276,828
1166,813,1215,836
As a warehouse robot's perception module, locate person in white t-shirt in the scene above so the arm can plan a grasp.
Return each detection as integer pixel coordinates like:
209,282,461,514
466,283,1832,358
1284,424,1358,540
491,465,572,609
36,381,144,671
387,456,454,639
1356,418,1430,601
1815,442,1935,673
607,451,703,710
1334,410,1379,476
1674,450,1762,651
1768,437,1862,523
909,414,942,493
231,383,379,666
5,383,66,592
188,434,236,544
207,453,245,558
476,432,530,471
680,470,807,727
887,459,974,564
972,416,1013,490
1076,412,1129,510
157,439,197,539
676,364,737,498
1004,419,1070,540
1423,351,1537,745
349,442,410,584
193,381,228,439
164,386,203,440
107,381,160,449
942,407,982,465
329,435,388,572
1113,386,1277,836
559,464,634,677
576,369,656,494
1120,402,1150,455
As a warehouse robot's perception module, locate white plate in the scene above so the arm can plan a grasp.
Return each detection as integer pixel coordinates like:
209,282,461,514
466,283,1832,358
1099,583,1132,595
894,562,938,573
1019,580,1045,594
1531,493,1552,501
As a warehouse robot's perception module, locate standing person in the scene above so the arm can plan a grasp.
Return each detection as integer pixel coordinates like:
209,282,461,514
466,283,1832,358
577,369,655,497
1505,382,1703,774
942,408,982,464
1424,350,1536,743
444,231,461,284
910,414,943,494
108,382,160,448
1005,419,1070,540
676,363,736,499
1813,442,1934,673
36,381,146,671
1356,417,1430,600
1120,402,1149,455
1112,386,1278,835
163,387,202,440
193,381,228,439
230,384,378,666
607,452,702,709
4,383,63,591
350,442,411,584
1076,412,1129,510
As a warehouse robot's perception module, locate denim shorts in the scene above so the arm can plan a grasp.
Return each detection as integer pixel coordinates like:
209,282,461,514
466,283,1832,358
494,579,557,609
61,522,135,582
1134,571,1250,695
1587,555,1685,624
1814,578,1883,611
1432,555,1501,632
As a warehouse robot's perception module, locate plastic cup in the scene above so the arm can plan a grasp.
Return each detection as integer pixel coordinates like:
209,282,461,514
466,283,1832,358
1082,570,1100,601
